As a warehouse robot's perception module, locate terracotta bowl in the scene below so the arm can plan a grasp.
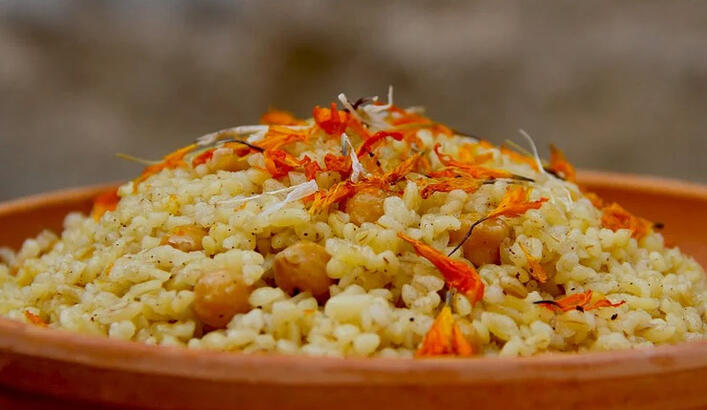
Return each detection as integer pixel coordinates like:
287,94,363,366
0,171,705,410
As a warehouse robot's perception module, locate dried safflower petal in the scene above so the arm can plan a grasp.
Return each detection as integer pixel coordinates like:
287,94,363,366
416,306,474,357
398,233,484,303
91,187,120,221
601,202,653,239
535,290,624,312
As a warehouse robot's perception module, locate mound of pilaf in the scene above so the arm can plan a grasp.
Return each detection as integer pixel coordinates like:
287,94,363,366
0,91,705,358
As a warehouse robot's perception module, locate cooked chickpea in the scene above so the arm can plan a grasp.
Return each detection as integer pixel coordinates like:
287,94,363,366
343,188,386,225
162,225,207,252
450,218,510,266
193,270,253,328
274,241,333,302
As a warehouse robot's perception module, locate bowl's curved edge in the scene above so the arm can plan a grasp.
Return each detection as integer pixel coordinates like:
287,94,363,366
0,182,123,214
0,172,705,390
577,170,707,199
1,316,706,386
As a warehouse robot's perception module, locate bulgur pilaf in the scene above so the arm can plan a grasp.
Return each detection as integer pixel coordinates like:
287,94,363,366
0,90,704,357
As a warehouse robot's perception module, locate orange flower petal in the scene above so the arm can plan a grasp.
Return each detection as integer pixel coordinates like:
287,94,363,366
260,109,304,126
585,298,626,311
192,148,216,167
324,153,352,176
383,153,422,185
537,290,625,312
301,156,323,181
500,145,539,171
398,233,484,303
91,187,120,221
356,131,404,157
256,126,308,151
24,310,47,327
434,144,513,180
458,142,493,165
419,177,484,199
135,144,197,186
313,102,349,136
549,144,576,182
309,181,356,214
486,186,548,220
451,321,474,356
601,202,653,239
518,243,548,284
416,306,473,357
264,149,304,178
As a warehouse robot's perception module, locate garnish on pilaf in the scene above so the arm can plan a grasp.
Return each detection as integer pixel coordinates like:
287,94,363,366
1,88,703,359
534,290,625,313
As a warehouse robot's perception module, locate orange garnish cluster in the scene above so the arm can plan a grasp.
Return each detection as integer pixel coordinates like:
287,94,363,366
91,187,120,221
416,306,474,357
24,310,48,327
308,153,425,214
601,202,653,239
535,290,624,313
124,98,654,257
398,233,484,303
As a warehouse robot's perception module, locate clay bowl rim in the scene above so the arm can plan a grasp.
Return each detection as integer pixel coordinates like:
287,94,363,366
0,170,706,386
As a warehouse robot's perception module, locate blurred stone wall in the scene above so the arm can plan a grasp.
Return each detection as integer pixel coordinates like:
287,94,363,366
1,0,705,200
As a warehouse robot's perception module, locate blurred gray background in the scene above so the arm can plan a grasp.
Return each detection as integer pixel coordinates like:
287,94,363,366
1,0,706,201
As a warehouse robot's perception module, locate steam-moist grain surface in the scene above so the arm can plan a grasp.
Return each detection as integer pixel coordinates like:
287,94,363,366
0,97,705,357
